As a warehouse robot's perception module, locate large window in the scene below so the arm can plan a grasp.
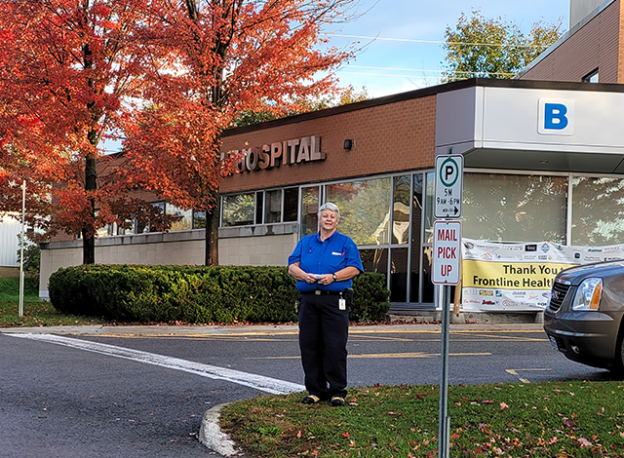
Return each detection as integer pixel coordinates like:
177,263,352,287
392,175,411,244
326,178,391,246
411,173,431,303
572,177,624,246
214,170,624,306
301,186,320,236
222,193,255,227
284,187,298,222
264,189,282,224
462,173,567,244
136,201,165,234
166,204,192,231
221,187,300,227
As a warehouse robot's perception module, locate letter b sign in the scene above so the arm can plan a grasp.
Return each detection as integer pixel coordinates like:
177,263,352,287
538,98,574,135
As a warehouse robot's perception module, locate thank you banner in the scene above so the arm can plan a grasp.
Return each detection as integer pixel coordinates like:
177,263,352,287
461,239,624,312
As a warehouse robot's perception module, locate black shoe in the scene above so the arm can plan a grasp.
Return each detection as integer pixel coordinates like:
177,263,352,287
331,396,345,406
302,394,320,404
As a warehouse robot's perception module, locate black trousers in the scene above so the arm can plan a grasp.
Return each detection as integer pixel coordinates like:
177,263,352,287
298,292,349,399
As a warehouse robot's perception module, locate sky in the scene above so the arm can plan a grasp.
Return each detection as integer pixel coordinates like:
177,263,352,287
323,0,570,98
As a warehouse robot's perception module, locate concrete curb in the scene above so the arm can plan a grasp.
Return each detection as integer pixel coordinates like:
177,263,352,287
198,403,242,456
0,320,545,336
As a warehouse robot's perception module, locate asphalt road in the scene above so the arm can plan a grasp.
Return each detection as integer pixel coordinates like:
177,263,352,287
1,323,620,458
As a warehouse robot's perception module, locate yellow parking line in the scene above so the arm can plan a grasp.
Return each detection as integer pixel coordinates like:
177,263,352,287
350,352,491,358
250,352,492,360
506,368,552,383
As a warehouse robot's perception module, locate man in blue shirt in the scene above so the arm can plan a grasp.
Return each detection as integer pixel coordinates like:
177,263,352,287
288,202,364,406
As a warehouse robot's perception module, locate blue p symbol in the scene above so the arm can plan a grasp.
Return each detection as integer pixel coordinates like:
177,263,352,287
544,103,568,130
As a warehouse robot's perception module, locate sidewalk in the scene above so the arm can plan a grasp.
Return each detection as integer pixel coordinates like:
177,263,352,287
0,320,545,336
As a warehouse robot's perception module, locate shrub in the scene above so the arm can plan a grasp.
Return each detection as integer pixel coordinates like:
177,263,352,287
16,236,42,289
48,265,391,324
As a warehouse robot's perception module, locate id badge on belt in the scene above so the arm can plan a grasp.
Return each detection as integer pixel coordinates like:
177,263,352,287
339,293,346,310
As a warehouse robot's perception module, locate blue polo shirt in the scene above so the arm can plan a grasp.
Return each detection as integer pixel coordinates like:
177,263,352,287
288,231,364,292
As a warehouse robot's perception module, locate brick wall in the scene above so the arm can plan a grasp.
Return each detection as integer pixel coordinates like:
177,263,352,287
219,95,437,193
520,0,622,83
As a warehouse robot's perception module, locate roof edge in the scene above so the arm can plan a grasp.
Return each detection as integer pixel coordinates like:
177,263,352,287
222,77,624,137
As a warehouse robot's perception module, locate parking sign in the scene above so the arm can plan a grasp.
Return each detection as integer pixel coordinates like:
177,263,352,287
435,155,463,218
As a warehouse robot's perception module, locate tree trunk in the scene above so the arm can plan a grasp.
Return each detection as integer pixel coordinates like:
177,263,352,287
205,196,219,266
83,152,97,264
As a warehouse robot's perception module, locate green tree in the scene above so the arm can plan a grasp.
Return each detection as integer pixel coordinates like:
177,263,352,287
442,10,562,82
233,86,369,128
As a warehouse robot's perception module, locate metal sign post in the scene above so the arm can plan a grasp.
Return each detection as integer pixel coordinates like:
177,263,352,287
438,285,451,458
19,180,26,318
433,154,463,458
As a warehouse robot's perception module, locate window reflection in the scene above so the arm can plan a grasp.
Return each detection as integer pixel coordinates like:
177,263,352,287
327,178,391,246
301,186,319,236
421,247,434,303
222,193,255,227
411,174,424,303
166,204,192,231
390,248,408,302
392,175,411,244
265,190,282,224
360,248,388,275
572,176,624,245
462,173,567,244
193,210,206,229
284,188,298,222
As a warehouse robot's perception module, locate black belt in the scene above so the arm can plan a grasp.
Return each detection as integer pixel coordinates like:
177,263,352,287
301,290,342,296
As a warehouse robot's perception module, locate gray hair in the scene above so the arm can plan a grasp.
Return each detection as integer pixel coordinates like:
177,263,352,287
318,202,340,219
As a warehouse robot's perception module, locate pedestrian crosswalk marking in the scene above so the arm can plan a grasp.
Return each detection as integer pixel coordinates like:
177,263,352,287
8,333,304,395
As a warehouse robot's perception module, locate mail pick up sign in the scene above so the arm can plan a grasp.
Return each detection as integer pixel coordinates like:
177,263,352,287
432,220,461,285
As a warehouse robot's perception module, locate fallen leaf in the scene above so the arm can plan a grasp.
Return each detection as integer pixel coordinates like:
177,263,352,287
578,437,592,447
500,402,509,410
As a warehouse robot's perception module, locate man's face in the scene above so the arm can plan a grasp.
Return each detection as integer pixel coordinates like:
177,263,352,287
320,210,338,232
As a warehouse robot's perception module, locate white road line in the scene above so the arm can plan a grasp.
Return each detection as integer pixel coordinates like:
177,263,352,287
7,333,304,395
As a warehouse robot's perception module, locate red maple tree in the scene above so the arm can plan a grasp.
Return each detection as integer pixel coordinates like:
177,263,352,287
1,0,356,265
0,0,160,263
122,0,356,265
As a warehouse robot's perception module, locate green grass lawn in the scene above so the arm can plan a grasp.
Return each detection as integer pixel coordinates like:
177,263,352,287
0,277,107,327
222,381,624,458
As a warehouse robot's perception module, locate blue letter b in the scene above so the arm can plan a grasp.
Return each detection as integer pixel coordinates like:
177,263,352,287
544,103,568,130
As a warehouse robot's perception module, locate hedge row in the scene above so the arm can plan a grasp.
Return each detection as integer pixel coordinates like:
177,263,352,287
48,265,391,324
